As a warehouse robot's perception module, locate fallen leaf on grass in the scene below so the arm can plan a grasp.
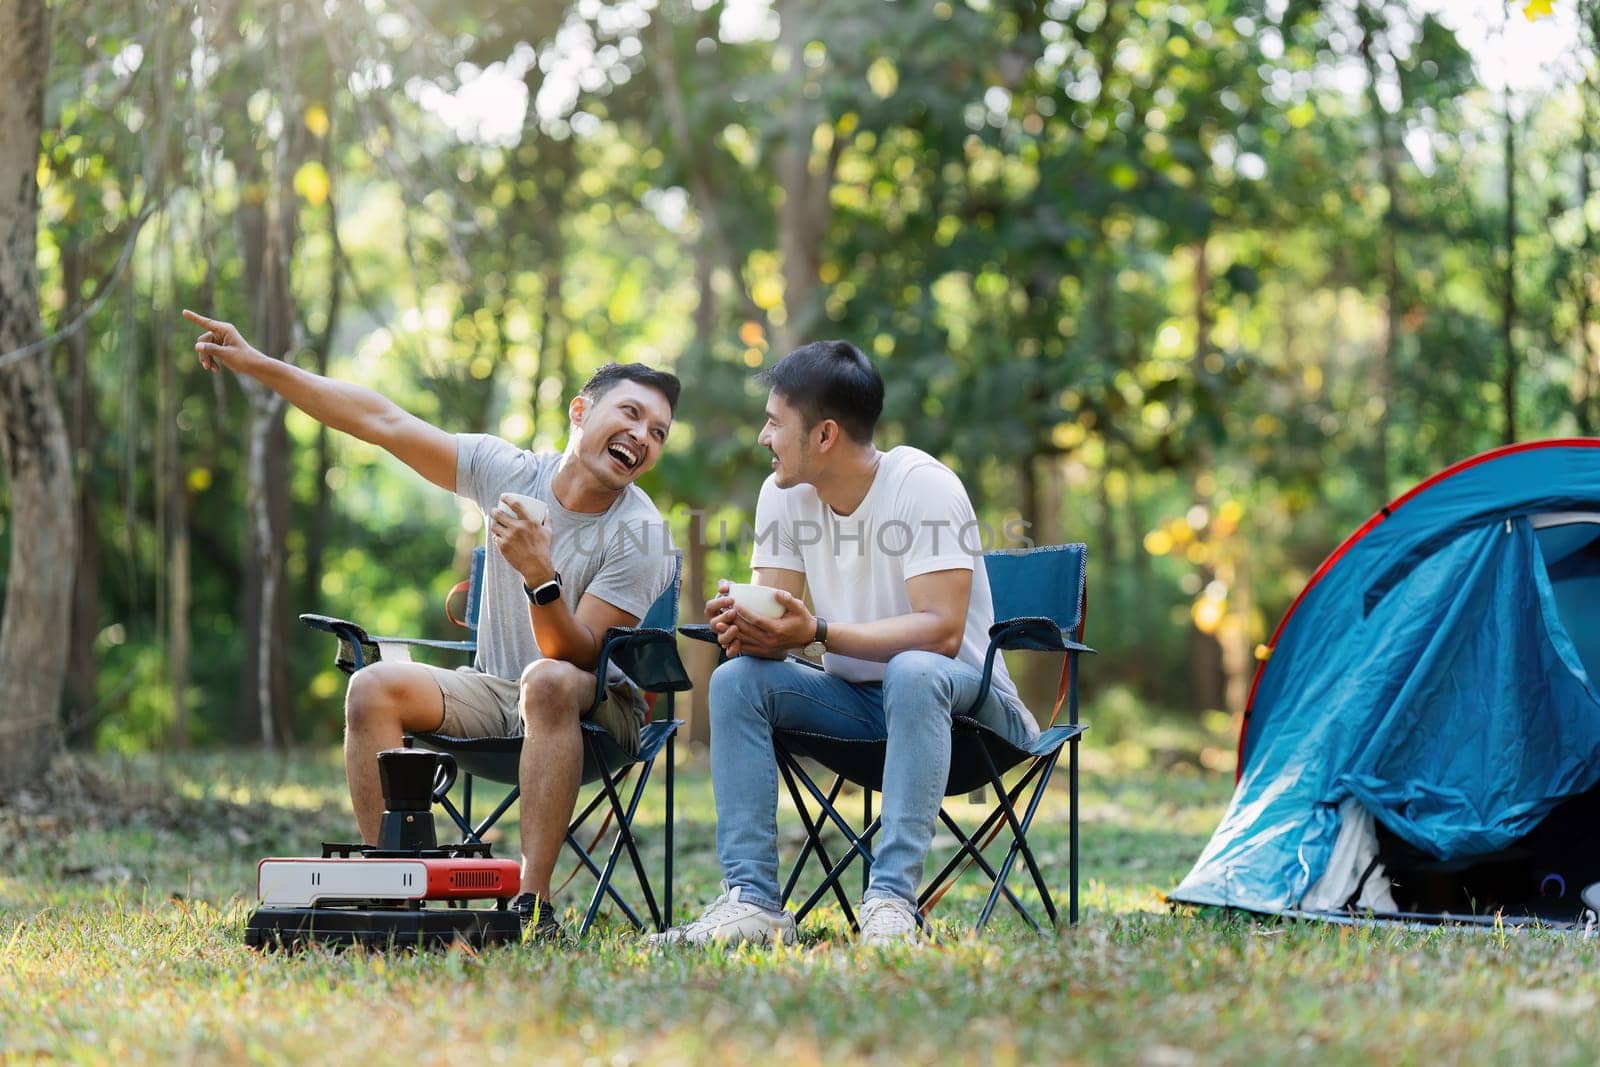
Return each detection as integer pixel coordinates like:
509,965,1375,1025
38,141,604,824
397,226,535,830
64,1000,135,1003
1508,988,1595,1017
1139,1044,1197,1066
61,864,132,884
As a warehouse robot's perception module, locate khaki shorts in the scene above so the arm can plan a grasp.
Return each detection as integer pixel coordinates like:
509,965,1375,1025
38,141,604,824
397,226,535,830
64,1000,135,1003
424,664,641,756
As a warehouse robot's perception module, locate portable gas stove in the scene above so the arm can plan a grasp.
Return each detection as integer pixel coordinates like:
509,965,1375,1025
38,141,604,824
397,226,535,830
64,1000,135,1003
244,747,524,950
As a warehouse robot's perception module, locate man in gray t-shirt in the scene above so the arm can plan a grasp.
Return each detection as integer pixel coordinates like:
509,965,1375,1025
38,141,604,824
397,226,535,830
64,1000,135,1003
182,307,677,935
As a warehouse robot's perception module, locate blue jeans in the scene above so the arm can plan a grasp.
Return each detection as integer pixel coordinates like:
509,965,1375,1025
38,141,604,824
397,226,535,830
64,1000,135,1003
708,650,1037,911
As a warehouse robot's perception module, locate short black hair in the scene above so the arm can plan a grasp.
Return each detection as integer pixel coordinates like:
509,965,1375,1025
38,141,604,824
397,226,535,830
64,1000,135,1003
756,340,883,443
580,362,681,414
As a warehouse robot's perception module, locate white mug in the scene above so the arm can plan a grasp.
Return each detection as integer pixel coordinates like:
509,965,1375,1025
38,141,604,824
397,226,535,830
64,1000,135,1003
495,492,549,526
727,581,785,619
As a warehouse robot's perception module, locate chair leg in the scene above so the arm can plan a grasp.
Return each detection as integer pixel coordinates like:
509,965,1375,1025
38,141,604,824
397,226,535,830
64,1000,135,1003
612,762,664,929
1008,752,1064,928
920,808,1037,930
569,781,611,829
436,791,476,842
664,720,675,932
863,788,873,900
469,787,523,846
565,826,645,929
782,749,881,866
567,756,647,932
1069,733,1079,927
778,746,895,930
793,820,883,930
437,774,523,847
779,771,846,907
579,736,663,935
776,752,858,927
919,758,1046,906
1069,653,1081,927
974,747,1061,931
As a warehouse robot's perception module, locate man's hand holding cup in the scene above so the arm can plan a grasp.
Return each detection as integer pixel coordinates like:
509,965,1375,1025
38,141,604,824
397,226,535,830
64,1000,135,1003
709,579,813,660
490,493,555,586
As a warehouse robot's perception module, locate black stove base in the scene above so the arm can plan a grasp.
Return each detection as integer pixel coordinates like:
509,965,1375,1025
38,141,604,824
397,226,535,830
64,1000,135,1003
245,905,522,951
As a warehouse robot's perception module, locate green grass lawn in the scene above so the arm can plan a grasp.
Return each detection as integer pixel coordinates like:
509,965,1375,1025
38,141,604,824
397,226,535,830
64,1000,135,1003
6,730,1600,1065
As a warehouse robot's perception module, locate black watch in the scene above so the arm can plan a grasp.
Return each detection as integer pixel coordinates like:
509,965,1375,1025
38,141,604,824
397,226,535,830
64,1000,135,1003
803,616,828,659
524,571,562,607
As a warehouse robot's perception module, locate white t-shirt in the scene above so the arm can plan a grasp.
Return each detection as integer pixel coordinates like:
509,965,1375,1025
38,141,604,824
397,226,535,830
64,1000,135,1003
749,446,1020,709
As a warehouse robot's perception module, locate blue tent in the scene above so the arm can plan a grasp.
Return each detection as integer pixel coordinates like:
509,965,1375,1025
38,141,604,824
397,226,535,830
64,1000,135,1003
1172,439,1600,919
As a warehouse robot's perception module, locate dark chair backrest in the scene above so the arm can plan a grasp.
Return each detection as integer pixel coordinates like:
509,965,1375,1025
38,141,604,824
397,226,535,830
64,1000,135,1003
983,543,1087,637
463,545,681,632
640,553,682,630
464,546,486,633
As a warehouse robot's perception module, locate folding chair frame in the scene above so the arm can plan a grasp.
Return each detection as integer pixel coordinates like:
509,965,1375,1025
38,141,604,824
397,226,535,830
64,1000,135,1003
773,714,1087,933
303,549,689,937
682,543,1092,934
422,706,680,936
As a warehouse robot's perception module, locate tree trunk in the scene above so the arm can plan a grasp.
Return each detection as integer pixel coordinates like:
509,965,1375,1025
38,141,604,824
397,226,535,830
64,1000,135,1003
241,395,292,746
169,486,192,748
772,4,841,356
1219,562,1254,723
1094,460,1118,571
680,243,719,743
538,250,568,423
1019,452,1040,542
234,160,299,748
153,223,192,749
61,240,103,746
649,10,763,331
1503,88,1518,445
149,228,194,752
682,507,715,744
301,146,343,616
1013,453,1061,710
0,0,74,790
1580,86,1597,436
1359,18,1399,495
1188,239,1224,714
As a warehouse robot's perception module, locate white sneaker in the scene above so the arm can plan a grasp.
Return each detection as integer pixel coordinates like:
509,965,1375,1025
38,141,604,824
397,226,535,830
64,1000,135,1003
858,895,921,946
649,883,797,947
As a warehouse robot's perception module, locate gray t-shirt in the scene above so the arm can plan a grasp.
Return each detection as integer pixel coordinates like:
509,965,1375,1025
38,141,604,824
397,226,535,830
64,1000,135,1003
456,434,675,719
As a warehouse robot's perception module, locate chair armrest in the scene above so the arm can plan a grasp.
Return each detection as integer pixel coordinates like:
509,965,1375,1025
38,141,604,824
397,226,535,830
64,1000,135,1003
299,613,381,675
369,636,478,654
675,623,823,672
301,613,478,674
988,616,1096,655
591,628,693,710
962,617,1095,717
678,624,717,645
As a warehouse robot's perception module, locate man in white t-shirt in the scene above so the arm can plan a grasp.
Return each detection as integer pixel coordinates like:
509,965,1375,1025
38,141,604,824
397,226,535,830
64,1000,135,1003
183,309,676,941
654,341,1036,947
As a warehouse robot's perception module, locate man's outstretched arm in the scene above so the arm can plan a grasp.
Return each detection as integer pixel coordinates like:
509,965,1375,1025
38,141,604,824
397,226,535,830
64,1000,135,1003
184,308,457,492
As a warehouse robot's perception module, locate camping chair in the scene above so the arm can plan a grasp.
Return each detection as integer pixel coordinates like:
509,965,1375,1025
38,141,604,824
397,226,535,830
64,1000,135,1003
301,549,691,936
682,543,1091,932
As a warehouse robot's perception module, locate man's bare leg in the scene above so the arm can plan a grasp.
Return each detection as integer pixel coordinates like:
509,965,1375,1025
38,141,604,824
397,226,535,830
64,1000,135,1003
516,659,593,897
343,663,448,843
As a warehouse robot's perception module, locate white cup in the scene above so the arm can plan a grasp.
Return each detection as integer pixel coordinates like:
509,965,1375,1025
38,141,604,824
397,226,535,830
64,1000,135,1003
495,492,549,526
727,582,785,619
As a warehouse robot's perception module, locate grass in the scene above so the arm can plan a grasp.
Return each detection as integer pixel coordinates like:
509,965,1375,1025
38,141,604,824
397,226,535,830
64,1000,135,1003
5,722,1600,1064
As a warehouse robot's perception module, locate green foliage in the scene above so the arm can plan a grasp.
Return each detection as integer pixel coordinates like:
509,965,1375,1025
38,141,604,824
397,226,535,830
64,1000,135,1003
17,0,1600,748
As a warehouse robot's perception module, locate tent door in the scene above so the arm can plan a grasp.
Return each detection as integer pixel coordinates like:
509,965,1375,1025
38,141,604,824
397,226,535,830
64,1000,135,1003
1533,512,1600,691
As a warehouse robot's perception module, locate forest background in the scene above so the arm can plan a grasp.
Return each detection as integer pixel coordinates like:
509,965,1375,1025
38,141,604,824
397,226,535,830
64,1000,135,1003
2,0,1594,787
